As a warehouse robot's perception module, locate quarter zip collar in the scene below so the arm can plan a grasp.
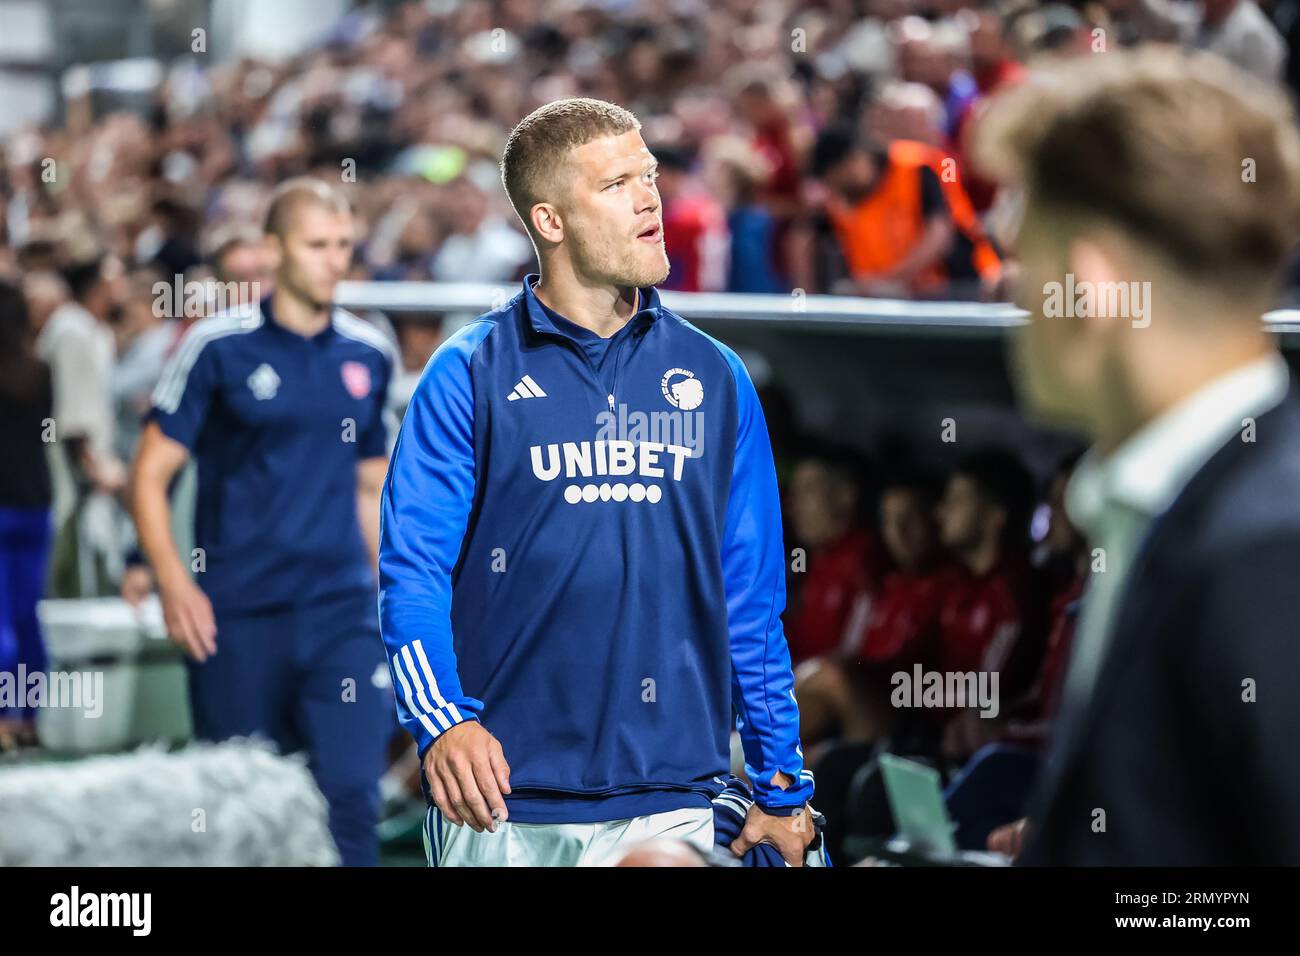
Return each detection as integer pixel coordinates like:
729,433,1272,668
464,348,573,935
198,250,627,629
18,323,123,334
520,272,662,342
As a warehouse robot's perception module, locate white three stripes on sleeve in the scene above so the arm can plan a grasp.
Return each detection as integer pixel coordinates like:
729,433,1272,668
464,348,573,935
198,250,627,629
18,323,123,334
152,310,263,413
392,640,466,738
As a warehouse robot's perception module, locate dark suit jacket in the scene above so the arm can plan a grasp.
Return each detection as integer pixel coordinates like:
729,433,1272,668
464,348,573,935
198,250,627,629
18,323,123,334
1022,388,1300,865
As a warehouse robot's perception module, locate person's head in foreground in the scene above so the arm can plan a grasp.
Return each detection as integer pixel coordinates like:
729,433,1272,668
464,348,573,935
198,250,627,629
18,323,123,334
973,47,1300,451
262,177,355,312
614,839,711,867
500,97,668,291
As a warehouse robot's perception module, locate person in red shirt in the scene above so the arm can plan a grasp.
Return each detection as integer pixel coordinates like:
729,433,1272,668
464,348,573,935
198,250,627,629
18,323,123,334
935,449,1036,672
855,473,955,670
796,470,952,748
934,447,1040,760
656,146,729,293
946,452,1091,758
954,7,1029,212
943,455,1090,852
784,446,879,667
735,76,805,288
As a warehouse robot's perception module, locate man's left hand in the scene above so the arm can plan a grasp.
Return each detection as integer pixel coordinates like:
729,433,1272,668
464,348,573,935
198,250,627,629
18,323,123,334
727,772,814,866
729,803,815,866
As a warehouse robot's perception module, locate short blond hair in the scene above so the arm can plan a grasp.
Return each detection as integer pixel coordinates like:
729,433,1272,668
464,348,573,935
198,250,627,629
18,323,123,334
500,98,641,233
263,177,351,239
973,47,1300,294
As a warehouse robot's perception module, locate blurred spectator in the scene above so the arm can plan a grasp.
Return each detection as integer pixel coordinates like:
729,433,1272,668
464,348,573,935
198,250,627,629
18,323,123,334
954,6,1028,211
854,471,955,671
0,281,53,749
935,447,1039,759
112,267,177,462
784,445,880,665
656,146,729,292
1195,0,1287,80
796,469,953,748
37,254,128,598
810,123,999,299
388,315,445,419
1128,0,1287,82
936,449,1036,677
702,136,786,293
137,197,202,278
735,73,805,224
430,174,535,283
206,223,275,301
893,16,978,141
948,452,1089,753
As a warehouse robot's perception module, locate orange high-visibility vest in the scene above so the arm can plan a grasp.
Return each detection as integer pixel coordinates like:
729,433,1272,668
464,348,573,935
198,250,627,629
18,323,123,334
828,140,1001,288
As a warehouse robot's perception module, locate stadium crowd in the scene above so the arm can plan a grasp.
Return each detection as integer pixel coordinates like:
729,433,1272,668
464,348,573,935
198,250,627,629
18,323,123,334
2,0,1298,861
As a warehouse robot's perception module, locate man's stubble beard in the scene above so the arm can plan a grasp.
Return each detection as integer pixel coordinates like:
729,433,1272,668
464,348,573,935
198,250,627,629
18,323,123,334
572,227,669,289
280,268,332,313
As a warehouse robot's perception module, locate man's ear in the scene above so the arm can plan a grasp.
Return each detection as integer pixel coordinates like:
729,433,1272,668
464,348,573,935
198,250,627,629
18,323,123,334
1068,234,1128,339
531,203,563,245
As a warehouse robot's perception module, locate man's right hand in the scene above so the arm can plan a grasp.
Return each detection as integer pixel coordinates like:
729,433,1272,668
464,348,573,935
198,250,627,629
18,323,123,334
423,722,511,832
159,576,217,662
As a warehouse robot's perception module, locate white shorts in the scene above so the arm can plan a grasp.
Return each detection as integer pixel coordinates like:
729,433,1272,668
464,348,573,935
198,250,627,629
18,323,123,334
423,805,715,867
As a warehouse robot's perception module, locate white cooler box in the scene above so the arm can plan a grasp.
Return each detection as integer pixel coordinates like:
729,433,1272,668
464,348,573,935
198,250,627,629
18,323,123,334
35,597,192,753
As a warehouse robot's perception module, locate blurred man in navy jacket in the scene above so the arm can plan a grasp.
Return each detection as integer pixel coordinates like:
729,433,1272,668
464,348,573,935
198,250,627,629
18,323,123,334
973,48,1300,864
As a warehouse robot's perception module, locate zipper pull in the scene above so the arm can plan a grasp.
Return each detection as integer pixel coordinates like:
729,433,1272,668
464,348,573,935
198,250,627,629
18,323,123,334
607,393,615,413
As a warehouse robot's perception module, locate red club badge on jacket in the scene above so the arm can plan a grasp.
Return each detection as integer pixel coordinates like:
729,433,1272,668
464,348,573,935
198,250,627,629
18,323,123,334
341,360,371,398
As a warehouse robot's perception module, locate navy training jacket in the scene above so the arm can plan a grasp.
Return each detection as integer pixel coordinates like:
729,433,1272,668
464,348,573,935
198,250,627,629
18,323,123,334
378,274,814,823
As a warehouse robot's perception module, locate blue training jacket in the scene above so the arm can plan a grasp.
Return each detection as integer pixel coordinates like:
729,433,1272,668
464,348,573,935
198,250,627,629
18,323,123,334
378,274,814,823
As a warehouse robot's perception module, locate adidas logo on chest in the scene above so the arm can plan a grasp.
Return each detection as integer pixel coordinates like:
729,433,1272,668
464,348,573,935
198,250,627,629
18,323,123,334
507,375,546,401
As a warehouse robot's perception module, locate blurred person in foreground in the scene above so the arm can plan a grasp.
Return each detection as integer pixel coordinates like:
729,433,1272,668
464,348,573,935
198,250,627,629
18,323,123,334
130,178,396,865
973,47,1300,864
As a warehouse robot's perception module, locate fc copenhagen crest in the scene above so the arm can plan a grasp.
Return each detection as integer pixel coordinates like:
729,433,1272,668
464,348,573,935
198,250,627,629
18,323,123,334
660,368,703,410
